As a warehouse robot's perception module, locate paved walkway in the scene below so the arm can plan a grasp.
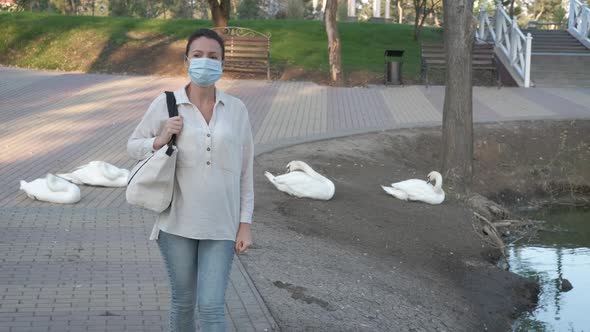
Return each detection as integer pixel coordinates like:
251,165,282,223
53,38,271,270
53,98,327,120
0,66,589,332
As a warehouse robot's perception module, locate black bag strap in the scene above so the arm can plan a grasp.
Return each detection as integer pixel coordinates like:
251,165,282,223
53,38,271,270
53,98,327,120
164,91,178,156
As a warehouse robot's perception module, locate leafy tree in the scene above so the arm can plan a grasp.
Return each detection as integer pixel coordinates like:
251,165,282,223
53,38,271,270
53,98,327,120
336,0,347,20
527,0,562,22
207,0,231,27
412,0,441,40
500,0,522,18
286,0,305,18
168,0,191,18
237,0,261,18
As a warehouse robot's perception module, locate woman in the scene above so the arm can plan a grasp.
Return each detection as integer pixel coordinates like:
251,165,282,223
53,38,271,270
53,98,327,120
127,28,254,332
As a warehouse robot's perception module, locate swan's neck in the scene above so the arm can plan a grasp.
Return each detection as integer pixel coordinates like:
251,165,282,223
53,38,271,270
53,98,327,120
300,164,327,182
47,175,66,192
102,163,121,179
433,174,443,193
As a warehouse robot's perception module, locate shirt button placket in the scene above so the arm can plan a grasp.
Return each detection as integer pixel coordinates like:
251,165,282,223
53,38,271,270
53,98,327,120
206,132,211,166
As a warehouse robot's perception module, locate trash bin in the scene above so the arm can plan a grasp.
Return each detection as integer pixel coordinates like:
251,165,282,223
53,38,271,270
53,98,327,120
384,50,404,85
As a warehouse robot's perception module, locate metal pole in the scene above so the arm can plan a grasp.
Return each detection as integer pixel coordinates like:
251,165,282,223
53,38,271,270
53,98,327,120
495,1,503,47
582,2,589,35
524,33,532,88
569,0,576,29
347,0,355,17
510,20,517,63
478,4,486,41
373,0,381,18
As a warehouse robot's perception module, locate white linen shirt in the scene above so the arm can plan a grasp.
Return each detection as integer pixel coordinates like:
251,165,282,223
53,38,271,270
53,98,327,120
127,85,254,241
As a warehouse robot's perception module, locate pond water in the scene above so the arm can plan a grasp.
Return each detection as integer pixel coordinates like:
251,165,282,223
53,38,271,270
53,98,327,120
510,206,590,332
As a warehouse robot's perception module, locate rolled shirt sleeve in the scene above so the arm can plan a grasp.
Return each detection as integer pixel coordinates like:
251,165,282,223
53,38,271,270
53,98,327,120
127,94,166,160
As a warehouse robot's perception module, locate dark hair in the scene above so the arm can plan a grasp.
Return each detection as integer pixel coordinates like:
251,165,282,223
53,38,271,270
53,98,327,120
185,29,225,60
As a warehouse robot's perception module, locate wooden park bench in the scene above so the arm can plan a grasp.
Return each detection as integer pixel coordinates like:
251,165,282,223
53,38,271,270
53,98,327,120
421,41,499,86
212,27,271,80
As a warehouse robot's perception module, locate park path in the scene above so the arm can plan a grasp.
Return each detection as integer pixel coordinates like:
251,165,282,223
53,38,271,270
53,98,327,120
0,66,589,331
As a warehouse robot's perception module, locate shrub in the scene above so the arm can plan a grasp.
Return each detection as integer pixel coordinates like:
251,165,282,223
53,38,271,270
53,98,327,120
337,0,347,21
275,9,287,19
285,0,304,19
237,0,262,19
1,2,18,11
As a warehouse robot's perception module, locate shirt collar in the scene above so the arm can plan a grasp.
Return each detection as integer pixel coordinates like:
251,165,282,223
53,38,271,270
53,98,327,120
174,83,226,106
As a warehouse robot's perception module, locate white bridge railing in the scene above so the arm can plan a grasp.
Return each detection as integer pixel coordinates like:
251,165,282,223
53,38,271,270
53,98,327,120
476,1,532,87
568,0,590,48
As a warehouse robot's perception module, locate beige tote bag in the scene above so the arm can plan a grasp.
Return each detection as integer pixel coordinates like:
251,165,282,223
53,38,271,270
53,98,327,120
126,91,178,212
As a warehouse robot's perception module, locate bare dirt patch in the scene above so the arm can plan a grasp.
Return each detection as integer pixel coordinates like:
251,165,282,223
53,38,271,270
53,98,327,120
472,120,590,207
240,120,589,331
91,35,187,76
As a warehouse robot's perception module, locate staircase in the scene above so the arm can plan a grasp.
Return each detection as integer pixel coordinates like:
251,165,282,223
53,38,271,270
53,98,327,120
475,0,590,88
524,29,590,87
525,29,590,54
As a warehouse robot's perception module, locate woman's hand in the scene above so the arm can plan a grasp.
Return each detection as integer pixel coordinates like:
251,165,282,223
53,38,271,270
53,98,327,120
235,223,252,254
153,116,183,150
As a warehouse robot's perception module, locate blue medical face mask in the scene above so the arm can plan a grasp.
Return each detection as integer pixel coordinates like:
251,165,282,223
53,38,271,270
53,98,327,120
187,57,223,87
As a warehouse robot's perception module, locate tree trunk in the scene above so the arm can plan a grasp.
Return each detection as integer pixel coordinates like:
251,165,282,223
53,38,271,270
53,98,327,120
208,0,230,27
414,13,427,40
325,0,343,86
70,0,77,14
534,5,544,21
397,0,403,23
441,0,475,196
413,0,433,41
413,0,422,40
433,9,440,26
418,3,431,40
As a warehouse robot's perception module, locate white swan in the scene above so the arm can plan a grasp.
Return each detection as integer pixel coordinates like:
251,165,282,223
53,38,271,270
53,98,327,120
265,161,335,200
19,174,81,204
381,171,445,205
58,161,130,187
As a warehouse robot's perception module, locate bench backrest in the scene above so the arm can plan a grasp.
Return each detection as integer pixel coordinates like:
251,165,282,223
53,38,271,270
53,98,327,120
212,27,270,61
421,42,495,61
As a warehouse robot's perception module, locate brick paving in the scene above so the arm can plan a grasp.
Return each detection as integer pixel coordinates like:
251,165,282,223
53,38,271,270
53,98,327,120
0,66,589,331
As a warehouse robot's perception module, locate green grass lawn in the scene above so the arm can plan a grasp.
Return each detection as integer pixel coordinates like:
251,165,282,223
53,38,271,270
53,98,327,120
0,12,442,80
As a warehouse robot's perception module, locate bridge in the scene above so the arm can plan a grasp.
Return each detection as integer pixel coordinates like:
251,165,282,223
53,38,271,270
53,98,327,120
476,0,590,87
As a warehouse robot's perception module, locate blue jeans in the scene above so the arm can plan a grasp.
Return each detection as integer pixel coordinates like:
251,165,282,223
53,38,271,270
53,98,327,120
157,231,235,332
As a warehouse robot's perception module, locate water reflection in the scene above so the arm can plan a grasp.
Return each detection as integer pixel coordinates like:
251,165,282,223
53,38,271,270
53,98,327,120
510,207,590,332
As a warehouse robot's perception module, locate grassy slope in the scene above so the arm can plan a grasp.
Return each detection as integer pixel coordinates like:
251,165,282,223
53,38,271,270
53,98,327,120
0,12,442,79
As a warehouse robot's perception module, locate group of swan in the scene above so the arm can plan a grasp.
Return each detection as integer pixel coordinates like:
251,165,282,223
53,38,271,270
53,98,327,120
19,161,129,204
265,161,445,205
20,158,444,205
